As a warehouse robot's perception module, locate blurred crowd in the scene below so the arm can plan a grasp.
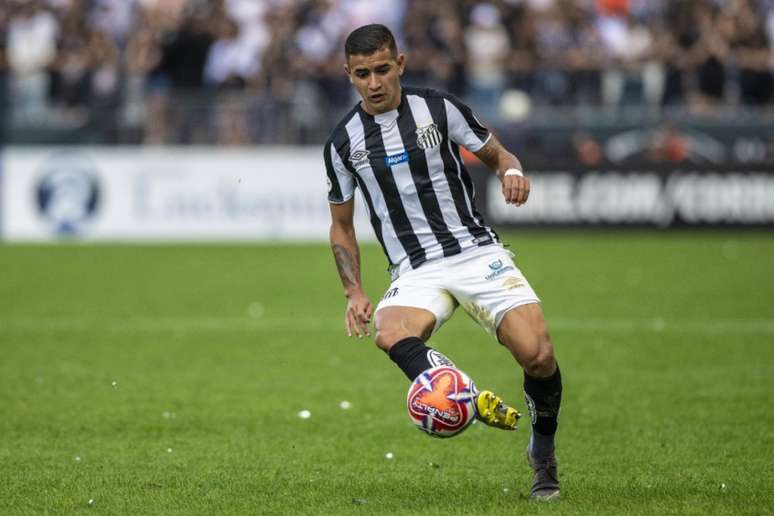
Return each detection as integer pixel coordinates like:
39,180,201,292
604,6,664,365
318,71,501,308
0,0,772,145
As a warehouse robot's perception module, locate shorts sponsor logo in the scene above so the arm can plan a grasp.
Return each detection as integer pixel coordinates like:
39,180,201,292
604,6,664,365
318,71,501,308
382,287,399,300
485,259,515,280
349,150,370,169
427,350,455,368
384,152,409,167
503,277,525,290
415,123,442,150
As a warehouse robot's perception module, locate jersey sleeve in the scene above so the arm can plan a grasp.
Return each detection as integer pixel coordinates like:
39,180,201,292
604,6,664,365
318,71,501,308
443,95,491,152
324,140,356,204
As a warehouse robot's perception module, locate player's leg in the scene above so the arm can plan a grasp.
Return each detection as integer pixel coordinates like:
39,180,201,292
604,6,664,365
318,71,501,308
376,304,519,430
373,265,459,380
445,245,560,498
375,267,519,430
374,305,456,379
497,303,562,500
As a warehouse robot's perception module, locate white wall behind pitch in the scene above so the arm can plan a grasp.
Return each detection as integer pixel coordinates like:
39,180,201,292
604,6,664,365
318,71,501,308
0,146,374,242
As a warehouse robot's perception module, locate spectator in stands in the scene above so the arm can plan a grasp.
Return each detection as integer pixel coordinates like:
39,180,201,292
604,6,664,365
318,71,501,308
49,5,92,124
596,6,654,108
0,10,8,143
532,3,576,105
150,1,215,143
504,3,539,102
730,0,773,105
564,4,605,106
2,0,773,145
431,9,469,97
89,0,136,46
296,0,351,106
464,3,509,120
204,16,259,145
87,29,122,142
689,4,731,111
256,3,300,143
6,0,59,124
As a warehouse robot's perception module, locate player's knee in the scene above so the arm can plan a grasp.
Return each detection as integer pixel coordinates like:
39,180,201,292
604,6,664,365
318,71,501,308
522,332,556,378
374,325,406,353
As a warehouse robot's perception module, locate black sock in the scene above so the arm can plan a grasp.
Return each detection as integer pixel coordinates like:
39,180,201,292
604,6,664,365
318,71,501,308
388,336,455,380
524,365,562,438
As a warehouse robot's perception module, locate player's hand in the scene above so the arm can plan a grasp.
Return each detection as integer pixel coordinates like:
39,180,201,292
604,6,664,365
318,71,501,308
345,292,372,339
502,173,530,206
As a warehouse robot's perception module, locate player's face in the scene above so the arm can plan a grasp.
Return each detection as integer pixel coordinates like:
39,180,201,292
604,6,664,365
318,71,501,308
345,46,405,115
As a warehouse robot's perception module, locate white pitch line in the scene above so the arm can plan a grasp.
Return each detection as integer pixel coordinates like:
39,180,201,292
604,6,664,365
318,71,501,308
1,315,773,336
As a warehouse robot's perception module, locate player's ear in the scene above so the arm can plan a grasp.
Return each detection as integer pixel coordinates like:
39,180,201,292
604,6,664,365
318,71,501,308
344,64,353,83
396,53,406,76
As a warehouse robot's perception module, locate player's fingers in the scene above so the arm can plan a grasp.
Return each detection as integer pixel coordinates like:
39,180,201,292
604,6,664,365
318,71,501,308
352,310,367,339
359,302,371,322
502,179,516,204
360,303,372,336
356,317,369,339
515,178,530,205
353,307,367,338
503,178,519,204
346,310,358,338
507,178,524,205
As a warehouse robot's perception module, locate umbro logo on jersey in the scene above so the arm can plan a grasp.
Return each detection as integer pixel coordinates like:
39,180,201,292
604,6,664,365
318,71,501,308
416,123,442,149
382,287,399,299
349,150,370,168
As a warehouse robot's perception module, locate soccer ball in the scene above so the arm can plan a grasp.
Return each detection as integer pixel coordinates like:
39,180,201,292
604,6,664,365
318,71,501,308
407,366,478,438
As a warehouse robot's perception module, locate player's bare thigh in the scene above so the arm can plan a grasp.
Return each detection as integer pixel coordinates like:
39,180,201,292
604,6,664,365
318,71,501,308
374,306,436,352
496,302,556,378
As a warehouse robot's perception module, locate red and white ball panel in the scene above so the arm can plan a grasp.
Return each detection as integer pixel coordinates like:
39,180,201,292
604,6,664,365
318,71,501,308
407,366,477,438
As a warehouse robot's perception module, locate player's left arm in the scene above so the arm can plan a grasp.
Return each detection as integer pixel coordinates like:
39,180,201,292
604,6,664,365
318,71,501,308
473,135,530,206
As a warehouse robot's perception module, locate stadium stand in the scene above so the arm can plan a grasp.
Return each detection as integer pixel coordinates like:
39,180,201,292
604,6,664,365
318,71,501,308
1,0,772,161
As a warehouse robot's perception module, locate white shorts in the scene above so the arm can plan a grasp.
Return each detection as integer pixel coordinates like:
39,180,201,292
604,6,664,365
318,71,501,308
375,245,540,336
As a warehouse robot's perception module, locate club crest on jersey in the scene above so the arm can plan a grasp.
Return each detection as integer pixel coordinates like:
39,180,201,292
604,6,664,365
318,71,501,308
415,123,442,150
349,150,370,169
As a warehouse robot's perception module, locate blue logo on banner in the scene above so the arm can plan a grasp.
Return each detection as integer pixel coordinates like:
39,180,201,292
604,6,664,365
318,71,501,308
384,152,409,167
36,151,100,236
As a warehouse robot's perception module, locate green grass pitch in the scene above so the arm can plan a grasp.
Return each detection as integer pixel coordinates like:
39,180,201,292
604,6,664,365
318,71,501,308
1,231,773,515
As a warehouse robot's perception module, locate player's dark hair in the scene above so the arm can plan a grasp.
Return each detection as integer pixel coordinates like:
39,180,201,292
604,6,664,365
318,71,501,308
344,24,398,60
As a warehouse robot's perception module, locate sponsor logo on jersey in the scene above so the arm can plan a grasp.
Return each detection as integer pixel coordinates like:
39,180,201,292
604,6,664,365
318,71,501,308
349,149,370,169
384,151,409,167
485,259,515,280
416,123,442,149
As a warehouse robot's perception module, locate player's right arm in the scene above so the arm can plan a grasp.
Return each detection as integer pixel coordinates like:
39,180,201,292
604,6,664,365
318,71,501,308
329,199,372,339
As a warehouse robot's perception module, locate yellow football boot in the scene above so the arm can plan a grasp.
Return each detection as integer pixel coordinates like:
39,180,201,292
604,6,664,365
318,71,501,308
475,390,521,430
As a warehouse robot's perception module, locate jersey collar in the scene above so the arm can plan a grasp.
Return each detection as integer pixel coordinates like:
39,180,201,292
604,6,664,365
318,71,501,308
358,90,407,127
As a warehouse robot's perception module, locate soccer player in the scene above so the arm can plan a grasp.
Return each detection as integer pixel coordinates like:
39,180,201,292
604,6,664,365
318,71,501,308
324,24,562,500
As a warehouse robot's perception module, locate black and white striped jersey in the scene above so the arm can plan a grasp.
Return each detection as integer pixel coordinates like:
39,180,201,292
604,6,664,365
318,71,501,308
324,87,500,276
